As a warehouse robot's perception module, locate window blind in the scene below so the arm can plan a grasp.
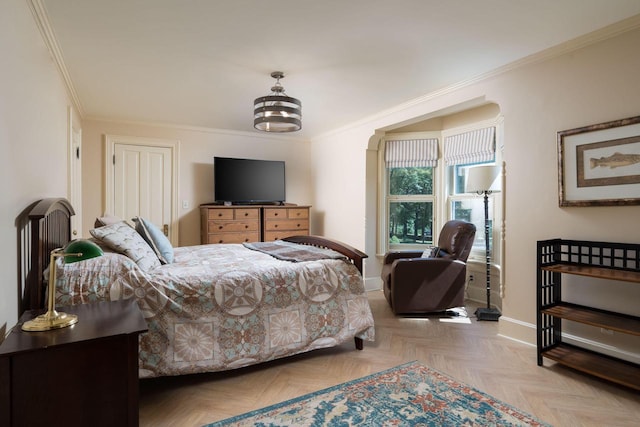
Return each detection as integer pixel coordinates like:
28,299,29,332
384,138,439,168
444,127,495,165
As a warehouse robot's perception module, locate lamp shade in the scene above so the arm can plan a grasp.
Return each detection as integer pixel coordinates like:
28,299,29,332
465,165,501,193
63,239,104,263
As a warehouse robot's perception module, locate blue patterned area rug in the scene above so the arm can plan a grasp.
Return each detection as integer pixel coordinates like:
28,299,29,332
203,361,551,427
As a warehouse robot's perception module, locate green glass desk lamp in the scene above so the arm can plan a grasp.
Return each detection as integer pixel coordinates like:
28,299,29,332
22,239,103,331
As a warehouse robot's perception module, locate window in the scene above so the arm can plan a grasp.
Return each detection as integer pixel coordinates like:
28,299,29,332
379,118,502,260
383,137,439,250
449,161,496,255
444,125,501,260
388,167,435,247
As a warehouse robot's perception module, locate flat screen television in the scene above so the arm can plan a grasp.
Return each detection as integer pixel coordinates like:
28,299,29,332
214,157,286,204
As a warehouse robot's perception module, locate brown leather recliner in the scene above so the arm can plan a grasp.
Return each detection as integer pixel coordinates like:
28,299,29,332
381,220,476,314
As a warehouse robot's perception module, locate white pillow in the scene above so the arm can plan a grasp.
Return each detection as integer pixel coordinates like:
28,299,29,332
132,217,174,264
90,221,160,271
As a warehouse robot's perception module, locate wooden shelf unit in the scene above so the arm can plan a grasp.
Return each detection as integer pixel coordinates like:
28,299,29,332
536,239,640,390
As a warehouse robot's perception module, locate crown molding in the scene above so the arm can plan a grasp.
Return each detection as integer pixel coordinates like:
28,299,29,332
312,14,640,142
28,0,84,117
85,116,309,143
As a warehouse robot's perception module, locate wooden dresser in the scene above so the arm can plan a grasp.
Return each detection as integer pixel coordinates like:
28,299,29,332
200,205,310,244
263,206,310,241
200,206,261,244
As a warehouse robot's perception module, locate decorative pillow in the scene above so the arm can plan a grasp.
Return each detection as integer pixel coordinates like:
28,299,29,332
90,221,160,271
421,246,448,258
132,217,174,264
421,246,438,258
94,213,125,228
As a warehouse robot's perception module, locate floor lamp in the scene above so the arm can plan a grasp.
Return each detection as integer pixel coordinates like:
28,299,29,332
465,165,501,321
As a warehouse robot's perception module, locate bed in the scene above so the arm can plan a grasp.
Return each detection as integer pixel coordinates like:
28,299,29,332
19,198,375,378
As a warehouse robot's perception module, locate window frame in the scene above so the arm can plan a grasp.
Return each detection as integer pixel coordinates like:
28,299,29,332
378,132,440,254
387,172,436,250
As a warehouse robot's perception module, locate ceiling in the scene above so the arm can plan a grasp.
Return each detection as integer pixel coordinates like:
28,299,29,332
40,0,640,139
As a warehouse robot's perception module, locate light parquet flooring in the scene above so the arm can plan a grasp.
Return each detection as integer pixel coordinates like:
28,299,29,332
139,291,640,426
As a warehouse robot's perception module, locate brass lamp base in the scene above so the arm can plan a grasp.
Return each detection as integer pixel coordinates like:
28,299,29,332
22,310,78,331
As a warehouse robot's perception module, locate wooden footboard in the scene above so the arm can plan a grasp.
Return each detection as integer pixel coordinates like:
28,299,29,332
282,235,367,275
282,235,368,351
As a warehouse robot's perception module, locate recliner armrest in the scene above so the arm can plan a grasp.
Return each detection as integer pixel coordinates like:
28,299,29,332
390,256,464,279
382,250,424,265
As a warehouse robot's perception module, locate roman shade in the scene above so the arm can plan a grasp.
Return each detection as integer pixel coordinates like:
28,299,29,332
444,127,495,165
385,138,439,168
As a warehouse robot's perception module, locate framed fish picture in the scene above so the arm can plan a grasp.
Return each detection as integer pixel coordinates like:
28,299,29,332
558,115,640,206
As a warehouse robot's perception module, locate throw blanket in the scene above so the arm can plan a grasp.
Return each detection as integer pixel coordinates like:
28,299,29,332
243,240,347,262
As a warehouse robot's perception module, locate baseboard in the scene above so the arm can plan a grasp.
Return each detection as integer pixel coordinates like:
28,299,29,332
364,276,382,292
498,316,536,346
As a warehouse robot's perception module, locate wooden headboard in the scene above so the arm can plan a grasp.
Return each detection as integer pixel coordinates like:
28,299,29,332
17,198,74,314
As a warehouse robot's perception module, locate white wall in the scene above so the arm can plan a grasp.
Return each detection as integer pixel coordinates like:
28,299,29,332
0,0,76,332
311,25,640,354
81,120,312,246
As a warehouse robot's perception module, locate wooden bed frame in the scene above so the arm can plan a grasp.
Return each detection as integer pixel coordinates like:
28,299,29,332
18,198,368,349
18,198,75,313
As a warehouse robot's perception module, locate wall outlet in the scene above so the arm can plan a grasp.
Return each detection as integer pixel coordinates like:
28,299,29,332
182,200,189,209
469,274,474,282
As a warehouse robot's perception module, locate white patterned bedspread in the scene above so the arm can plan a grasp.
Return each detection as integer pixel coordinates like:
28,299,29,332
55,243,375,378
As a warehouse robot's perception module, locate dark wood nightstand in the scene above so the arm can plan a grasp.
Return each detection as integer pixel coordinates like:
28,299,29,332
0,299,148,427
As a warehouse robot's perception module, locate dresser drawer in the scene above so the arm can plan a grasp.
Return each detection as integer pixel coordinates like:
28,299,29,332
206,231,260,244
264,219,309,232
208,220,259,233
234,208,260,219
264,230,308,242
207,209,234,220
207,208,260,220
286,208,309,219
264,207,309,219
263,208,287,220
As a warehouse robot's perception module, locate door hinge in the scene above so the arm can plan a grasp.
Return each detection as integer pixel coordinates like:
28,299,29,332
113,154,116,165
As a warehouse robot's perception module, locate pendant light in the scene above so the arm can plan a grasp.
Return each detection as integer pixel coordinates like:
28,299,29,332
254,71,302,132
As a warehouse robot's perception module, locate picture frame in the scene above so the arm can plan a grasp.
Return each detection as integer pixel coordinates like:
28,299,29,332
558,115,640,207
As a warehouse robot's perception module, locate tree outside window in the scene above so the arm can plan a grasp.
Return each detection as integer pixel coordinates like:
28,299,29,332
387,167,434,247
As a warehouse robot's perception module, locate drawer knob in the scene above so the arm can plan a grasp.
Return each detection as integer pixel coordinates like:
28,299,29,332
218,226,223,230
245,225,248,229
218,240,223,243
297,224,301,227
244,212,249,216
218,213,223,217
274,224,278,228
274,213,279,216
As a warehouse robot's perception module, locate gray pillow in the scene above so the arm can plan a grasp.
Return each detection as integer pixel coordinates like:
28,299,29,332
90,221,160,271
